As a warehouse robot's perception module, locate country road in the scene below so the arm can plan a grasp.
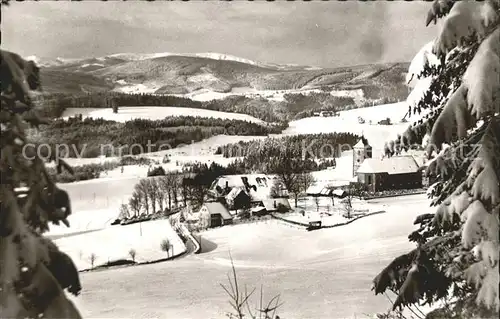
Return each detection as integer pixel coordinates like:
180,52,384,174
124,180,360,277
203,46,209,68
72,194,431,319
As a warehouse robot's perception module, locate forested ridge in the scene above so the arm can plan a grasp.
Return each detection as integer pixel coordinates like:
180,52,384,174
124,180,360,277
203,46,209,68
30,115,286,158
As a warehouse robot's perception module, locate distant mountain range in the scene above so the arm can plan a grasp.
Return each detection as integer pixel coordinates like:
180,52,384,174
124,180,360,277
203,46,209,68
30,52,410,101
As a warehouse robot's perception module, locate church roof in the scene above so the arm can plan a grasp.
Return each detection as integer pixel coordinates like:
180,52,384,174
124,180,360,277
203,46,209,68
357,155,420,175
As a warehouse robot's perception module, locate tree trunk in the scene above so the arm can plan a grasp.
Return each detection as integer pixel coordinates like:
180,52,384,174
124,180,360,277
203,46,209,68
159,198,164,212
168,190,172,210
173,187,178,207
294,194,298,208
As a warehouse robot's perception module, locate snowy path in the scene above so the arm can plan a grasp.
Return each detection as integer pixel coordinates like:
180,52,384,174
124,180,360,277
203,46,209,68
73,194,430,319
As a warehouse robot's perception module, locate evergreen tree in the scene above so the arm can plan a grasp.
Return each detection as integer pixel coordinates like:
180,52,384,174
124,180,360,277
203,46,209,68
0,47,83,317
373,1,499,317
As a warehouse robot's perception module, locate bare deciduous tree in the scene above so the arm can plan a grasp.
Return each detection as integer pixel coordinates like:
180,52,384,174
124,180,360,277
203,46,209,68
128,249,136,262
118,203,130,220
135,179,150,215
147,178,159,214
128,190,142,217
314,196,320,212
89,253,97,269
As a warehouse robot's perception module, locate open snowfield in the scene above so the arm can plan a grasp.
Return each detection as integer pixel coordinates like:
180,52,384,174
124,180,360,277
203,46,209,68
284,196,385,227
72,194,431,319
177,87,327,102
284,102,414,157
62,106,265,124
48,177,141,236
58,102,416,171
56,135,266,168
53,219,186,271
116,85,363,103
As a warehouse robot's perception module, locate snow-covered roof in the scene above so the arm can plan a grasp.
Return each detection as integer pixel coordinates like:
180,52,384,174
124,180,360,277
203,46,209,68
353,140,365,148
306,180,351,195
251,206,266,213
211,174,283,202
356,156,420,175
306,184,324,195
262,198,291,211
332,189,346,197
203,202,233,220
226,187,247,202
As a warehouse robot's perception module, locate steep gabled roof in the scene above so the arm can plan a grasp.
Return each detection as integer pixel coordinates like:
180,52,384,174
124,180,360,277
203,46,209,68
353,140,365,148
203,202,233,220
357,155,420,175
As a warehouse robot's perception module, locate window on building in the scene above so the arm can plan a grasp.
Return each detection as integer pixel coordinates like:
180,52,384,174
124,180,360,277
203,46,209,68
367,175,372,184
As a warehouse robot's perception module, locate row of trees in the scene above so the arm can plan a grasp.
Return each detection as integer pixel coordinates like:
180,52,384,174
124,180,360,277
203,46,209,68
120,162,244,219
120,174,183,219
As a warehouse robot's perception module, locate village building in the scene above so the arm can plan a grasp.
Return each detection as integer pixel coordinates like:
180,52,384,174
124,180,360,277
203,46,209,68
208,174,288,202
261,198,292,213
306,180,351,197
225,187,252,211
198,202,234,228
356,155,423,192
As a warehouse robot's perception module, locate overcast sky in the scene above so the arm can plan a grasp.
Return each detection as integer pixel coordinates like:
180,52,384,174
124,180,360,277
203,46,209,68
3,1,439,68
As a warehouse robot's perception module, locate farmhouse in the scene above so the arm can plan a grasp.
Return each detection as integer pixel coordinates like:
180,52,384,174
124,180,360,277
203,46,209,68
356,155,423,192
225,187,252,210
199,202,234,228
208,174,288,202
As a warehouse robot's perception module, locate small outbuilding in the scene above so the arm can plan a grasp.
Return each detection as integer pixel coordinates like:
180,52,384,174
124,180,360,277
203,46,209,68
262,198,292,213
199,202,234,228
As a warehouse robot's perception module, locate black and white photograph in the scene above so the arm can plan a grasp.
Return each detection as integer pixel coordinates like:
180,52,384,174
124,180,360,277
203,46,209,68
1,0,499,318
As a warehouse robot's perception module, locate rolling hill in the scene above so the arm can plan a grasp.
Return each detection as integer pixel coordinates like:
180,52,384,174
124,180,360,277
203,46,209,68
34,53,410,101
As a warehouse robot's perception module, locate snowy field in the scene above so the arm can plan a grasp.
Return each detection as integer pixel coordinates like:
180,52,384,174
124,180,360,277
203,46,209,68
284,196,385,227
48,177,141,236
115,84,364,103
53,219,186,271
73,194,431,319
284,102,415,157
62,106,265,124
176,87,326,102
57,102,416,172
55,134,266,168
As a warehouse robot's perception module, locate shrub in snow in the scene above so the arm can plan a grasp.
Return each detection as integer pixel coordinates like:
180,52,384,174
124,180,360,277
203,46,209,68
128,249,137,262
160,239,172,257
89,253,97,269
147,166,166,177
373,1,499,318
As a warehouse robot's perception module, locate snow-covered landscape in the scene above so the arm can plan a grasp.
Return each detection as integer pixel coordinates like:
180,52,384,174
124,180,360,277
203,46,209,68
70,195,431,319
5,1,499,319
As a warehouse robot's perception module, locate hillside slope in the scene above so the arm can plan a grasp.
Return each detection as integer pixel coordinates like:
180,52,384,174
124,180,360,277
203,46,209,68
36,53,410,101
